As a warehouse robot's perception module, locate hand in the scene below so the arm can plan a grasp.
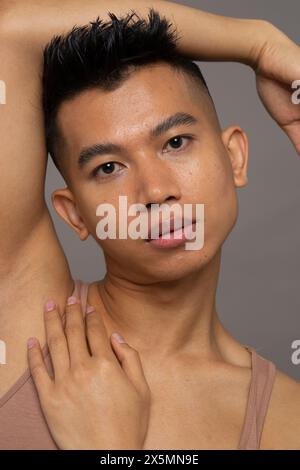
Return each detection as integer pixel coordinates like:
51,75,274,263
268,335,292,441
253,23,300,155
27,297,151,450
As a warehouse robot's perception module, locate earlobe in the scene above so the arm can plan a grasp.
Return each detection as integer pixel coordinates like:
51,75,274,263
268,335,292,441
51,188,89,240
222,125,249,188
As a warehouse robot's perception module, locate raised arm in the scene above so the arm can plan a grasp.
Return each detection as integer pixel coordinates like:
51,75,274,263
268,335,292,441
1,0,300,264
1,0,271,62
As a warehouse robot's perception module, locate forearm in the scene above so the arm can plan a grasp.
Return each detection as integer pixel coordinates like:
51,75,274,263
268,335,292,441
1,0,273,67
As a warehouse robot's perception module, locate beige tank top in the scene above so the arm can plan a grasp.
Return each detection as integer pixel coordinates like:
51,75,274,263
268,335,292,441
0,279,276,450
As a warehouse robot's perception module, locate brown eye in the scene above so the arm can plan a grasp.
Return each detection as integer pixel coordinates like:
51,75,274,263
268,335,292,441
164,135,192,152
169,136,183,149
92,161,123,179
101,162,115,174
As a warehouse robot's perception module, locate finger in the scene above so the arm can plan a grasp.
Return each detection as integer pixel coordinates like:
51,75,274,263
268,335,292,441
44,300,70,379
27,337,53,399
85,306,115,360
64,296,89,367
110,333,150,398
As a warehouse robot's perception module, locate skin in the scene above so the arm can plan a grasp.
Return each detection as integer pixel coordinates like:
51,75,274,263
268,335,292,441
29,63,300,449
0,0,300,449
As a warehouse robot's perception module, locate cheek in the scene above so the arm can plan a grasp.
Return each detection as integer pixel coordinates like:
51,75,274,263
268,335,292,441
179,148,238,246
75,191,105,237
205,154,238,246
78,193,130,242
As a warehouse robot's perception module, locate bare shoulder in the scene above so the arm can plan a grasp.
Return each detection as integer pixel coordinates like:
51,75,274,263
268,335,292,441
261,367,300,449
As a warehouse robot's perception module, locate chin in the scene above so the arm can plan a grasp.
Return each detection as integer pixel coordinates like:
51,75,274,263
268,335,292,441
142,249,216,283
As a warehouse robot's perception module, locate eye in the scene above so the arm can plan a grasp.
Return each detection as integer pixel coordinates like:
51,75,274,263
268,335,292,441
91,161,124,179
164,135,192,153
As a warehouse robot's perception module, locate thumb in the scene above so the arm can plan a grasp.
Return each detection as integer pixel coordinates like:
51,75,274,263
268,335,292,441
110,332,149,396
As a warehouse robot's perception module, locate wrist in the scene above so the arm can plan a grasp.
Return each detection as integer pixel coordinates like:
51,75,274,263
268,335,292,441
239,19,277,69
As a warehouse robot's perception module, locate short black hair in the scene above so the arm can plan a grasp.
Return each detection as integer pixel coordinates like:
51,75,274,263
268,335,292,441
42,8,212,171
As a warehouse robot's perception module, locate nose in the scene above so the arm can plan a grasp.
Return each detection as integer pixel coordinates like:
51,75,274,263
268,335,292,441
136,156,182,208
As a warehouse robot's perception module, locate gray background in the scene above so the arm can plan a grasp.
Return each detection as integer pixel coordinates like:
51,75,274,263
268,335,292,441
45,0,300,381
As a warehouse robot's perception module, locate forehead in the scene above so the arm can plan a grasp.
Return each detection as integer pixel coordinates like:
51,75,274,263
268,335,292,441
57,63,211,155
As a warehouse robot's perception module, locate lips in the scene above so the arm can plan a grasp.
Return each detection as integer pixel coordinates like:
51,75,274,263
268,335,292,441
146,217,195,241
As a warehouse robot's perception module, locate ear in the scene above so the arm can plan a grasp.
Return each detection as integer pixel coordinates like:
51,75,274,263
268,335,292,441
51,188,89,241
221,125,249,188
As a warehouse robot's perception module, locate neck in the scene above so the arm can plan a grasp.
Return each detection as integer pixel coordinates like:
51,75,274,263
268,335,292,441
96,248,245,367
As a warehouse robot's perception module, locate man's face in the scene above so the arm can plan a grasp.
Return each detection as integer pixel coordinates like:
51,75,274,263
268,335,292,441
54,63,248,283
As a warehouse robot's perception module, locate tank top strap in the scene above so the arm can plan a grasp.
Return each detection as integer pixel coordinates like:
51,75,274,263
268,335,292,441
238,346,276,450
72,279,90,315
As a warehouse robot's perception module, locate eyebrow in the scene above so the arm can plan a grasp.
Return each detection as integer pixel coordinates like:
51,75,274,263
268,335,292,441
78,111,198,169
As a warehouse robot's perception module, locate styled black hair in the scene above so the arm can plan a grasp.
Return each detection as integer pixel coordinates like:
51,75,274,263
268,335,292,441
42,8,212,170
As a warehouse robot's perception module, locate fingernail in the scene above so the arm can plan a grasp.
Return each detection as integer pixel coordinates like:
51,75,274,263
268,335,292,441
27,337,37,349
45,300,56,312
112,332,126,344
86,305,95,314
67,296,77,305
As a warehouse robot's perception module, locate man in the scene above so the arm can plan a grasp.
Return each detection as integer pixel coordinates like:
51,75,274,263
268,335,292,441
30,9,300,449
0,0,300,450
